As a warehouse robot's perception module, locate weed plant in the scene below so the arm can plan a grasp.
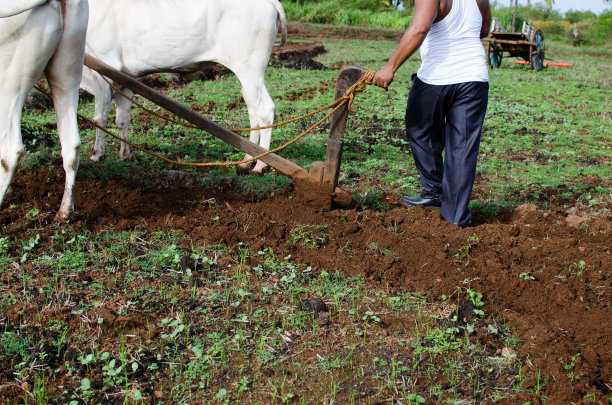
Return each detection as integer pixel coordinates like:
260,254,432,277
19,32,611,216
4,13,611,404
0,229,527,403
284,0,612,44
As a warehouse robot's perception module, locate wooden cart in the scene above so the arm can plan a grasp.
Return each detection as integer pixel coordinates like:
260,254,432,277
483,20,545,71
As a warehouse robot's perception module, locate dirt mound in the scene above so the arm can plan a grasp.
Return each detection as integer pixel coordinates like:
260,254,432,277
1,167,610,403
138,40,328,90
287,22,405,41
271,40,328,70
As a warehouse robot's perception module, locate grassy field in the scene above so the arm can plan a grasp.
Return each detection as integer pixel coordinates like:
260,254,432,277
1,27,610,404
28,37,609,211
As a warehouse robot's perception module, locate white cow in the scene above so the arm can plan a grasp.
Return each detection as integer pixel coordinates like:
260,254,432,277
0,0,89,220
81,0,287,174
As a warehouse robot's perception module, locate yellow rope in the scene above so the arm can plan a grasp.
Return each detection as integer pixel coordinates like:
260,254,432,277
35,69,375,168
98,71,373,133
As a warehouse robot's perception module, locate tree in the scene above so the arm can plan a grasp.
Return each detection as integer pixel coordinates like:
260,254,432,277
544,0,555,9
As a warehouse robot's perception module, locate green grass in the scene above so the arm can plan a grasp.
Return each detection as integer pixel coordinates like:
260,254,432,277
283,0,612,45
5,24,610,403
283,0,413,29
20,35,611,215
0,227,526,403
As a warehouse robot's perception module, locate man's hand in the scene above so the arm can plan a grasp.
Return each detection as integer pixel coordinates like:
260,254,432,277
372,65,395,90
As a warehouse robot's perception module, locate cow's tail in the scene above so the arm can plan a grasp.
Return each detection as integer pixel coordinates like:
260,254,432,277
270,0,287,48
0,0,49,17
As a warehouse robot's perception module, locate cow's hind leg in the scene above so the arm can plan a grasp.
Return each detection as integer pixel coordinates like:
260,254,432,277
0,101,26,209
46,78,82,220
115,88,133,160
90,78,112,162
235,76,275,175
45,0,87,220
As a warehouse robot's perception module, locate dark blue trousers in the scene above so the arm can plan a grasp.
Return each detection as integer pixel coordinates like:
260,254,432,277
405,77,488,227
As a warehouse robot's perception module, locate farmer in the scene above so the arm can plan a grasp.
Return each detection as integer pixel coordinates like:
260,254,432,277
372,0,491,227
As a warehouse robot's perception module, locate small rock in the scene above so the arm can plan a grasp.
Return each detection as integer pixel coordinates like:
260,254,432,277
301,298,327,313
514,204,537,214
566,214,587,229
501,347,517,363
161,170,186,186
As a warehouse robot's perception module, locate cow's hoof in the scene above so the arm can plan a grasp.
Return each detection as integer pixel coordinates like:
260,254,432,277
236,162,255,175
250,162,270,176
54,210,73,222
89,154,103,163
249,167,270,176
119,152,132,161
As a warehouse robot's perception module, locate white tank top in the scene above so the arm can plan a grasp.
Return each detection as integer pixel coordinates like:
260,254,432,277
417,0,488,85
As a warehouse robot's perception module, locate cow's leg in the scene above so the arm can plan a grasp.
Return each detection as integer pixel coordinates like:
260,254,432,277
115,88,133,160
45,0,88,220
90,78,112,162
0,102,26,209
0,4,61,210
46,81,81,220
235,77,275,175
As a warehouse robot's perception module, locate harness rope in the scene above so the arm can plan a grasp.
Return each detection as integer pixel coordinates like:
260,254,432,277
35,69,375,168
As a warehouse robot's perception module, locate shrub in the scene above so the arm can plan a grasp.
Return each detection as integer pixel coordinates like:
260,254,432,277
337,9,367,26
565,9,597,23
533,19,569,34
366,10,411,28
303,2,340,24
283,0,411,28
588,10,612,44
339,0,379,12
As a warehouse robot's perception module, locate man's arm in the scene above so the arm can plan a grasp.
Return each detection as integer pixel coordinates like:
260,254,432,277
372,0,439,90
477,0,491,38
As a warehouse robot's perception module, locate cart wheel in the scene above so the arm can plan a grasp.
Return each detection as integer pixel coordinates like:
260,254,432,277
531,49,544,71
488,42,502,68
534,30,545,50
530,31,545,71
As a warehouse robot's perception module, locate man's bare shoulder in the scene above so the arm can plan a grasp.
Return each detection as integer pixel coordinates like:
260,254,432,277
475,0,490,14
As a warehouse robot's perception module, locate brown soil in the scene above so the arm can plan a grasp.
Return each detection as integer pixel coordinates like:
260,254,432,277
3,27,611,403
287,22,405,41
2,164,610,403
138,39,328,89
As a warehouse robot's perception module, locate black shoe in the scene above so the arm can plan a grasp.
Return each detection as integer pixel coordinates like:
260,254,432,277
401,195,442,209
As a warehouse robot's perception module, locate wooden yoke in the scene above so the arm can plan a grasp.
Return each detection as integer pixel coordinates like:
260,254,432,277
305,66,367,209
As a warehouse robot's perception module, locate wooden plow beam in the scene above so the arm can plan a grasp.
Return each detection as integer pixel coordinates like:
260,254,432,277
84,54,366,209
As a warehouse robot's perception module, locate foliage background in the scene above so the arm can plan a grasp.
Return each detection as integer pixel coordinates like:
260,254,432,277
283,0,612,44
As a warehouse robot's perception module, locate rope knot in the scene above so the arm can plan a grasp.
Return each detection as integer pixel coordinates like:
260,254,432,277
342,69,376,113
